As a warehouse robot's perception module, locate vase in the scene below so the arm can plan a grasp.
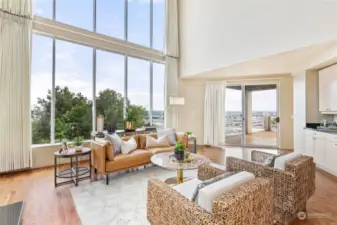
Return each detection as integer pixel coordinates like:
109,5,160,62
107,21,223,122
124,121,136,131
174,149,185,161
75,145,83,152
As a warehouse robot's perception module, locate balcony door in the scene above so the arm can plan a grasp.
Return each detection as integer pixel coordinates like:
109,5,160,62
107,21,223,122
225,84,279,148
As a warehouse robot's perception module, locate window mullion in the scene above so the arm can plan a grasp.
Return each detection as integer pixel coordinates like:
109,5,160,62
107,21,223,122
50,38,56,143
150,61,153,126
150,0,153,48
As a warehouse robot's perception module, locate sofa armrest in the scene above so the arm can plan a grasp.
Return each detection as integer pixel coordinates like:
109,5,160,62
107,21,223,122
198,164,226,181
147,179,214,225
226,156,263,177
212,178,273,224
91,140,107,174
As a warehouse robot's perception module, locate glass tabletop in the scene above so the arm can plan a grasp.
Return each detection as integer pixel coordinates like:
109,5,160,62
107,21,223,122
0,201,24,225
151,152,210,170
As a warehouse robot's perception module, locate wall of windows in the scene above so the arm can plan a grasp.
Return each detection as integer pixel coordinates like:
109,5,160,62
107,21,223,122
33,0,165,51
31,35,165,144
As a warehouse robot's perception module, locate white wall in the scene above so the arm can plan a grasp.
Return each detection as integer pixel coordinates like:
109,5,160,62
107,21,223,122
179,0,337,77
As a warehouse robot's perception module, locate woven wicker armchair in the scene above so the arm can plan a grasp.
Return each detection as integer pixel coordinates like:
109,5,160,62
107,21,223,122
147,164,274,225
226,150,316,225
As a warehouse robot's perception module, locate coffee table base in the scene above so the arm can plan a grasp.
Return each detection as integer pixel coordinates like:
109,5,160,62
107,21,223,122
164,169,191,185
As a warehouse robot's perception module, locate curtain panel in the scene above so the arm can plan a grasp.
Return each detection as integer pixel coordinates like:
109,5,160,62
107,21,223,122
204,81,226,145
0,0,32,172
164,0,180,128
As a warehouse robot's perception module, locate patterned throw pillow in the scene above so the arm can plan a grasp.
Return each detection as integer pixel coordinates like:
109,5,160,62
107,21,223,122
263,152,288,167
145,135,170,149
121,137,137,155
105,133,122,155
157,128,177,145
191,171,238,202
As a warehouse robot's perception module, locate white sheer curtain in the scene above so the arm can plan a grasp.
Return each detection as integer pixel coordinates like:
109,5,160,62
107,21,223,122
0,0,32,172
204,81,226,145
164,0,179,128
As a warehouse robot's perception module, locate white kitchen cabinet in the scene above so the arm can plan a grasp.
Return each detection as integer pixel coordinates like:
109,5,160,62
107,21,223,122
325,141,337,175
304,131,314,157
319,65,337,113
313,136,326,166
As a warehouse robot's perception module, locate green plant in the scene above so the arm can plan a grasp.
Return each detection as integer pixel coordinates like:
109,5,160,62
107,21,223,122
174,140,185,151
125,105,146,127
185,131,192,135
74,136,84,147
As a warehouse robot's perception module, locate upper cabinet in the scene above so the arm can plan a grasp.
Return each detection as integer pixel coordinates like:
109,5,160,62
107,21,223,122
319,65,337,113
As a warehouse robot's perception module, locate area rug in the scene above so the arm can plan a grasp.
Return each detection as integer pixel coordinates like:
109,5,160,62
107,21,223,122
70,166,198,225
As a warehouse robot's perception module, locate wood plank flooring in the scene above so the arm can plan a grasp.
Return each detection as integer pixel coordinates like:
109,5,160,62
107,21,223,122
0,146,337,225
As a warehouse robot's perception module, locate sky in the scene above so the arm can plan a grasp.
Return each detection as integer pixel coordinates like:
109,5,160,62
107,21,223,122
31,0,165,111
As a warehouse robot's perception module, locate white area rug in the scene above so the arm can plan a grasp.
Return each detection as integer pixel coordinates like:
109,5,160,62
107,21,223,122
70,166,198,225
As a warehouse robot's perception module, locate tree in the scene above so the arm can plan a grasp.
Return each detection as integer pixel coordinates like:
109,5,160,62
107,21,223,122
31,86,146,144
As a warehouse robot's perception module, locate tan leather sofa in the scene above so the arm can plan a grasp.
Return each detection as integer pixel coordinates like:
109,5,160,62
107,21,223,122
91,133,188,185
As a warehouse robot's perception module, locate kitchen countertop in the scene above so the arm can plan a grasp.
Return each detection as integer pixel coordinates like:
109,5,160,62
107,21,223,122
304,127,337,135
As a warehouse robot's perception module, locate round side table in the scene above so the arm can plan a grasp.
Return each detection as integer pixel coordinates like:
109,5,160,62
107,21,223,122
54,148,92,187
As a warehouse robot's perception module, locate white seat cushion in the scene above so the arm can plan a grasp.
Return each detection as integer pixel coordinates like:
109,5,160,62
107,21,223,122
173,179,202,200
274,152,302,170
198,171,255,213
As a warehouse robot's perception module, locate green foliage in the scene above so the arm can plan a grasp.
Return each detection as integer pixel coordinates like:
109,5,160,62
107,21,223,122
125,105,146,127
31,86,146,144
73,136,84,147
174,140,185,151
185,131,192,135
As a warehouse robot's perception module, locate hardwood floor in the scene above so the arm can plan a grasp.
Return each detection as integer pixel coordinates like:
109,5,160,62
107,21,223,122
225,130,277,146
0,146,336,225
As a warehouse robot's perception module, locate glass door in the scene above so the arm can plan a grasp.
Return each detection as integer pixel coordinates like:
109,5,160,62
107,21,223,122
225,86,245,145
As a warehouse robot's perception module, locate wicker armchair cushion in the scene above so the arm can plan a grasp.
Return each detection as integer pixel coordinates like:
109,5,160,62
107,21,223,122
191,171,237,202
172,179,202,200
263,152,287,167
198,171,255,213
274,152,302,170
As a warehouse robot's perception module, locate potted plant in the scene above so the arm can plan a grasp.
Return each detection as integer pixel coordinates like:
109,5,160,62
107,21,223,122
124,106,137,131
174,140,185,161
74,136,84,152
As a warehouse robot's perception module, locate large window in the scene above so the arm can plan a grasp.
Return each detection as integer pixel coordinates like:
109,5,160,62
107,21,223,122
96,0,125,40
96,50,125,129
31,35,165,144
33,0,165,49
31,34,53,144
153,63,165,128
127,57,150,125
54,40,93,142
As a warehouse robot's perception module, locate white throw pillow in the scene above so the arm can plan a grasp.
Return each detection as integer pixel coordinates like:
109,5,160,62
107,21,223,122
121,137,137,155
105,133,122,155
145,135,170,148
198,171,255,213
157,128,177,145
274,152,302,170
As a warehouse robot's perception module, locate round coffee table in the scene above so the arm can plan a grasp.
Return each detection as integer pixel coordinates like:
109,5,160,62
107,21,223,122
151,152,210,185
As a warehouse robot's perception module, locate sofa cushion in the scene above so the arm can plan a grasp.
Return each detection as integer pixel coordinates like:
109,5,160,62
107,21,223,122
274,152,302,170
149,146,175,154
172,179,202,200
139,133,157,149
105,150,152,172
121,136,137,155
198,171,255,213
145,135,170,149
105,133,122,155
157,128,177,145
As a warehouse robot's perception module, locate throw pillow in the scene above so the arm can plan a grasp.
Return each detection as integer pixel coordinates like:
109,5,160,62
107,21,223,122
191,171,238,202
157,128,177,145
121,136,137,155
105,133,122,155
145,135,170,149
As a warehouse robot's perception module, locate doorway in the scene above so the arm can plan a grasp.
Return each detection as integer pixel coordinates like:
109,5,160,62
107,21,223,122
225,84,279,148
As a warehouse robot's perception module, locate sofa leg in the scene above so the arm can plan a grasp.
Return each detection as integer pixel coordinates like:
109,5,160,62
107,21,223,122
106,174,109,185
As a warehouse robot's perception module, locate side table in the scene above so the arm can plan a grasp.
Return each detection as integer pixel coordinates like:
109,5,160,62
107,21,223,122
54,148,92,187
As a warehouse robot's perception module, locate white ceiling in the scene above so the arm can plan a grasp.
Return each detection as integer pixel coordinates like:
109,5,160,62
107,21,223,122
182,39,337,80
